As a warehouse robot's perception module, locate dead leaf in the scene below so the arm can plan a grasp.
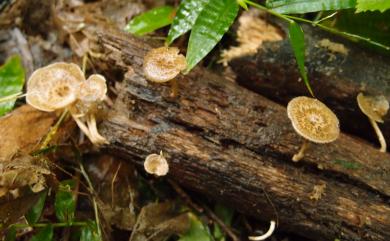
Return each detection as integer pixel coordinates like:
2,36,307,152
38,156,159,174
129,202,190,241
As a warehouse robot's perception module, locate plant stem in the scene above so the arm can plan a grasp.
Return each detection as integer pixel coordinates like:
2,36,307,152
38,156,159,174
39,110,69,149
12,221,87,229
369,118,387,152
245,0,293,23
0,92,24,103
79,161,103,239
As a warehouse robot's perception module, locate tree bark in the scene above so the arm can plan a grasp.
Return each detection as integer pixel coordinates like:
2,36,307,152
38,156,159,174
93,30,390,241
228,20,390,146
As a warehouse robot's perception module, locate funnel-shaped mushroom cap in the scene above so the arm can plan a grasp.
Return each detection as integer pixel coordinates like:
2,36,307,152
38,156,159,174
144,153,169,176
143,47,187,83
26,62,85,111
357,93,389,123
78,74,107,102
287,96,340,143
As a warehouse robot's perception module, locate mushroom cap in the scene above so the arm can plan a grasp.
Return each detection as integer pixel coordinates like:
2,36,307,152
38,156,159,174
287,96,340,143
143,47,187,83
144,153,169,176
357,93,389,123
26,62,85,111
78,74,107,102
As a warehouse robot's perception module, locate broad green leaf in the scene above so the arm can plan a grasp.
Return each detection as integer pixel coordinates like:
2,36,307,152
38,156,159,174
167,0,210,45
0,55,25,117
288,22,314,96
5,226,16,241
30,224,53,241
186,0,239,71
213,204,234,241
356,0,390,13
26,191,47,225
125,6,175,36
55,180,76,223
80,221,101,241
179,213,212,241
266,0,357,14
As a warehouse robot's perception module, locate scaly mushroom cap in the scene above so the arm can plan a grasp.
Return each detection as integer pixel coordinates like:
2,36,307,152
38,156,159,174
144,153,169,176
143,47,187,83
287,96,340,143
357,93,389,123
26,62,85,111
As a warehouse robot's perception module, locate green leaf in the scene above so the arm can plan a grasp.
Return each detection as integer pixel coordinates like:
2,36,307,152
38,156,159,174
0,55,25,117
26,191,47,225
288,21,314,96
266,0,357,14
179,213,212,241
55,180,76,223
125,6,175,36
5,226,16,241
213,204,234,241
237,0,249,10
80,221,101,241
167,0,210,45
356,0,390,13
186,0,239,72
30,224,53,241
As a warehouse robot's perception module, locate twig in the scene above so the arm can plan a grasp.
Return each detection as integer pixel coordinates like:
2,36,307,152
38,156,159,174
168,179,203,213
111,161,122,208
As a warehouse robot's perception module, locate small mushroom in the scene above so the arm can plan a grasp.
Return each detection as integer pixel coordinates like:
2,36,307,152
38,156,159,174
26,62,84,111
144,151,169,176
287,96,340,161
248,220,276,241
143,47,186,97
26,62,108,145
357,93,389,152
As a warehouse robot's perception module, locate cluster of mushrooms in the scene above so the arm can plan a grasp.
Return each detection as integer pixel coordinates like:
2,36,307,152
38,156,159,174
26,62,108,145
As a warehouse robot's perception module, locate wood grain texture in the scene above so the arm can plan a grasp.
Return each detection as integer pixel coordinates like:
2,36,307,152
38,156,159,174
91,30,390,241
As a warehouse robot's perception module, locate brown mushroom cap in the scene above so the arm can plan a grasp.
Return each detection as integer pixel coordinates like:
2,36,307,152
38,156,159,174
144,153,169,176
26,62,85,111
287,96,340,143
143,47,187,83
357,93,389,123
78,74,107,102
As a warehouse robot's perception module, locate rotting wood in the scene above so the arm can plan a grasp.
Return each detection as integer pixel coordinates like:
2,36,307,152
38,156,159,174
89,30,390,241
227,18,390,146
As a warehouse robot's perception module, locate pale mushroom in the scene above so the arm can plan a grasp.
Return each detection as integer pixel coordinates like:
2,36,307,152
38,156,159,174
287,96,340,161
144,151,169,176
143,47,186,97
248,220,276,241
26,62,108,145
26,62,84,111
357,93,389,152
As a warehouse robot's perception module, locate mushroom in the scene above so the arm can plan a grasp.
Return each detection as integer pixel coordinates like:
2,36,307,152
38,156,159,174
26,62,108,145
287,96,340,161
357,93,389,152
144,151,169,176
143,46,186,97
248,220,276,241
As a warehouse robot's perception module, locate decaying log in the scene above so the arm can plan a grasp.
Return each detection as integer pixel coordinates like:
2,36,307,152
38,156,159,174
228,19,390,145
92,30,390,241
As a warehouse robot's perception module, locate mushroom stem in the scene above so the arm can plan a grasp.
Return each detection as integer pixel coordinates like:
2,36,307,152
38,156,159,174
248,220,276,241
292,140,309,162
71,114,96,144
86,114,108,145
170,79,178,98
369,118,387,152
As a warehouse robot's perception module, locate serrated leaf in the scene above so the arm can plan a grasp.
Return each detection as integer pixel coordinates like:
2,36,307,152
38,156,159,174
55,180,76,223
80,221,101,241
125,6,175,36
26,191,47,225
179,213,212,241
356,0,390,13
167,0,210,45
186,0,239,72
266,0,356,14
30,224,53,241
0,55,25,117
288,21,314,96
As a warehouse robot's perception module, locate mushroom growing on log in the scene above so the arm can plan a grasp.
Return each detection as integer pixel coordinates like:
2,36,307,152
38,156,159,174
82,29,390,241
227,17,390,147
